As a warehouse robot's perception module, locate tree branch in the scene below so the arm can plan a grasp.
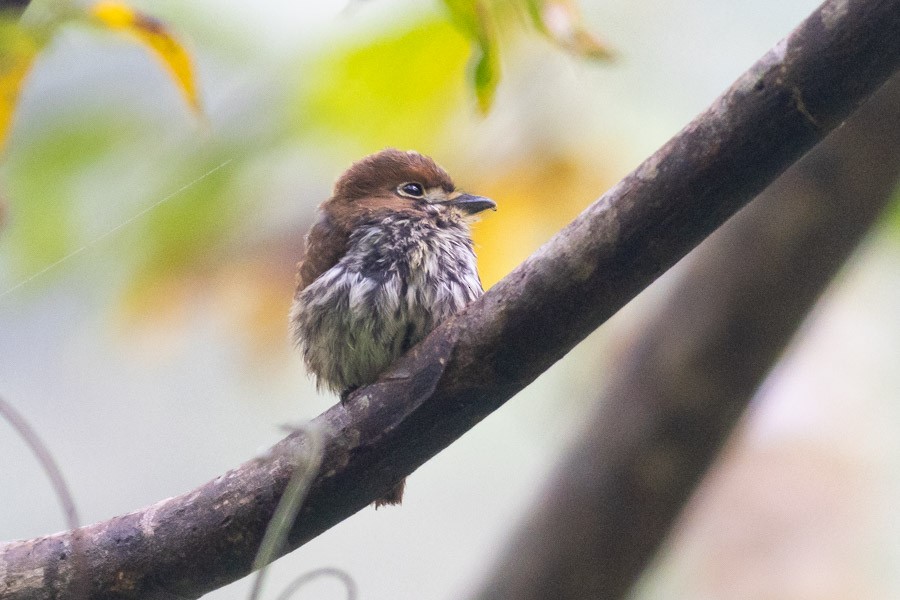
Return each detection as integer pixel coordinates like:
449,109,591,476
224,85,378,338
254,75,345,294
2,0,900,598
473,71,900,600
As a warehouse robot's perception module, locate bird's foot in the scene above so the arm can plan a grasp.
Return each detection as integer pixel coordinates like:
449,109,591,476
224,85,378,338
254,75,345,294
340,385,358,405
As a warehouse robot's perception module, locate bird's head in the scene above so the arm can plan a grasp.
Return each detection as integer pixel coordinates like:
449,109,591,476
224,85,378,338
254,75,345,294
324,149,496,227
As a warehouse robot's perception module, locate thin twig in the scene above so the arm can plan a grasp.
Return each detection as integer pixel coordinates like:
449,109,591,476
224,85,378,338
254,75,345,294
274,567,358,600
248,423,324,600
0,395,87,598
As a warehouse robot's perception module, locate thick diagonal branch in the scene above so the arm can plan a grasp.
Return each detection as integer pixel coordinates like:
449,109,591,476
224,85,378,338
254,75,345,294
473,72,900,600
2,0,900,598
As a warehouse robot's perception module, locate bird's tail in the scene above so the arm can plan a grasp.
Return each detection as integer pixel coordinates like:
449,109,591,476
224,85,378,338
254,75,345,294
374,478,406,508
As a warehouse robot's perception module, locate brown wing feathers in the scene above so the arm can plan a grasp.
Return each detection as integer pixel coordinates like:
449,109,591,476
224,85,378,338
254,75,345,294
296,213,349,292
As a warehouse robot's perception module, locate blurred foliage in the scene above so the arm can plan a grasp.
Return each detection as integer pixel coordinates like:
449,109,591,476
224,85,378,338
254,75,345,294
443,0,500,112
884,188,900,240
88,1,201,113
444,0,611,112
0,0,199,149
473,154,614,288
0,17,39,150
129,156,237,283
2,123,119,273
525,0,613,59
294,16,470,151
0,0,617,353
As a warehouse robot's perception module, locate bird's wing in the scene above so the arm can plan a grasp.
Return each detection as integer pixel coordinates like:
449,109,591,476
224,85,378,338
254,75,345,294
296,212,350,291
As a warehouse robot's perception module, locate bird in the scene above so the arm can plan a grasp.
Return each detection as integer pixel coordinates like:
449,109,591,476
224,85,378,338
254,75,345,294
290,149,496,507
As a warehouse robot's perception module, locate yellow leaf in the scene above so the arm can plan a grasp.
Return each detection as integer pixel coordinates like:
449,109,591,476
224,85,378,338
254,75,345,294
0,22,39,150
89,1,201,113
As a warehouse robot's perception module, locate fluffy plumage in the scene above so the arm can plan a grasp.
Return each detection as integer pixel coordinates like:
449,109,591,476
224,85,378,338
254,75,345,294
290,149,495,506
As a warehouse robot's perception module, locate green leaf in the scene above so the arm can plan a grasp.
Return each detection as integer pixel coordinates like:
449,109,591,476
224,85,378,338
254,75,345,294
442,0,479,37
294,17,471,149
473,34,499,113
442,0,500,113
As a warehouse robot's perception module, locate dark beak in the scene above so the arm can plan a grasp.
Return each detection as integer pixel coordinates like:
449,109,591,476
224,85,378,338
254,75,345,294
449,193,497,214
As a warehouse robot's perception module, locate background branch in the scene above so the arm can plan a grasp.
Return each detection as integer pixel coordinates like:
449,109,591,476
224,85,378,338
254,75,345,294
1,0,899,598
473,72,900,600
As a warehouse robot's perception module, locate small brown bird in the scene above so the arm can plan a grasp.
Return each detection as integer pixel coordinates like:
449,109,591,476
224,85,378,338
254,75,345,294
290,149,495,507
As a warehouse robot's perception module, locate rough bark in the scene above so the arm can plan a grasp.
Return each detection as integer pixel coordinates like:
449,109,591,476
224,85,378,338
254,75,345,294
473,72,900,600
2,0,900,598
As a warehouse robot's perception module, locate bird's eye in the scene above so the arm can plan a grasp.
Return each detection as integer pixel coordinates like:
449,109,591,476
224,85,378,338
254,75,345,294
398,182,425,198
